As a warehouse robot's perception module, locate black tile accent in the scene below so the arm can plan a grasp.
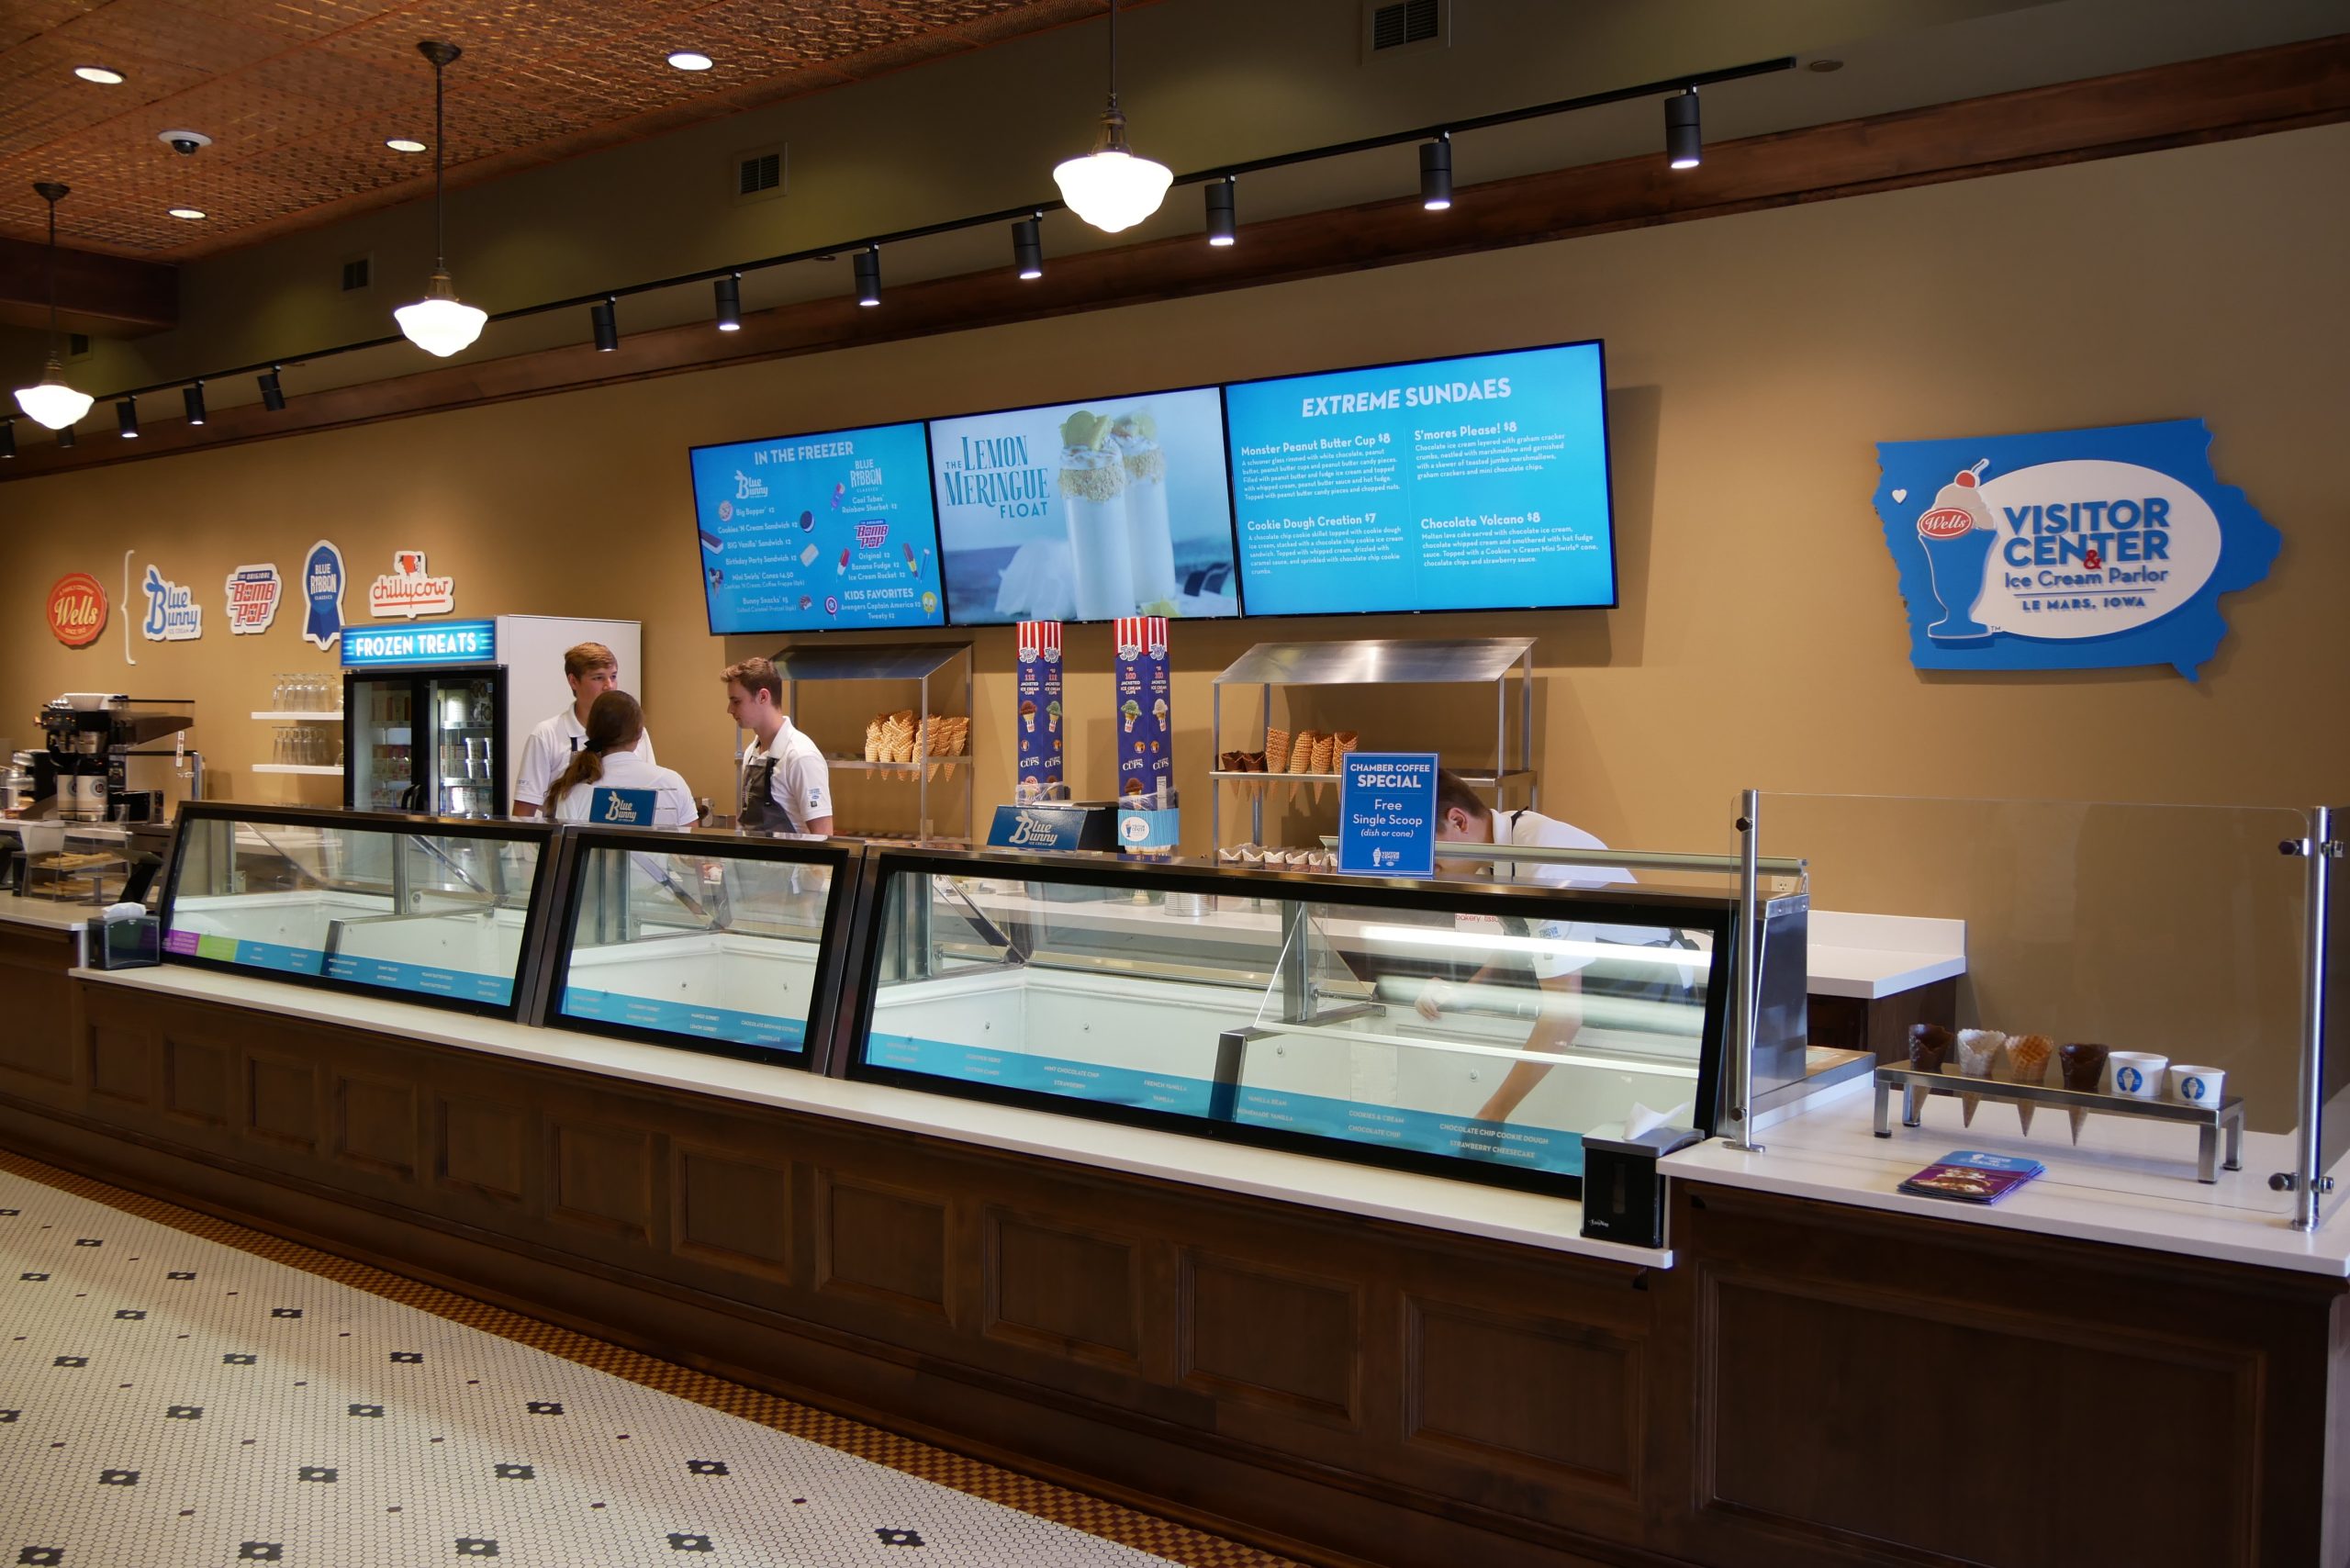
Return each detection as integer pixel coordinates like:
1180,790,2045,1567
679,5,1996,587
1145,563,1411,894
686,1460,729,1476
493,1463,534,1481
0,1209,19,1216
236,1546,283,1562
666,1536,713,1553
72,1239,99,1248
50,1358,85,1369
96,1470,137,1486
165,1271,195,1281
269,1308,302,1319
17,1549,64,1566
223,1354,256,1366
19,1274,47,1282
297,1466,337,1483
111,1311,144,1321
390,1351,422,1363
524,1401,563,1416
454,1540,498,1558
348,1404,385,1418
0,1413,18,1425
876,1528,926,1548
164,1406,203,1420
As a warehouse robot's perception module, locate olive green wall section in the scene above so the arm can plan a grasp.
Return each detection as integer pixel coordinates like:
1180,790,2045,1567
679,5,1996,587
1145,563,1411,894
2,125,2341,1089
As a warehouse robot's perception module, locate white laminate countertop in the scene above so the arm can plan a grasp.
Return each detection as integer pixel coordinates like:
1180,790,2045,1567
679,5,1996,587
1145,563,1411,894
0,892,101,935
73,963,1671,1272
1662,1075,2350,1278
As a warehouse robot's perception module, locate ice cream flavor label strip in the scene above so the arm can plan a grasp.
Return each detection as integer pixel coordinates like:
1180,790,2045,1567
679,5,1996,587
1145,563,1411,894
1874,419,2279,680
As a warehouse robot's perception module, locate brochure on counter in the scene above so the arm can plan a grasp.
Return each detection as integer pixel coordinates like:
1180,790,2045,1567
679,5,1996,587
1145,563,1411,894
1897,1150,2046,1204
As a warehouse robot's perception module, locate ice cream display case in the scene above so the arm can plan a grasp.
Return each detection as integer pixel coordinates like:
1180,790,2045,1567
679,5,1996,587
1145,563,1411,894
156,803,554,1020
540,826,862,1067
843,846,1737,1197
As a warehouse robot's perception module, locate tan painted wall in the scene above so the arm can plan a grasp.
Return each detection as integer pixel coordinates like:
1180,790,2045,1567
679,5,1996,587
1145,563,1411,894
5,126,2343,1111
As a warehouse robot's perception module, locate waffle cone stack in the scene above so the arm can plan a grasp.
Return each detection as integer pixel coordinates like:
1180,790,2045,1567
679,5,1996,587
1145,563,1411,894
1286,730,1319,775
2006,1034,2053,1134
1954,1030,2008,1127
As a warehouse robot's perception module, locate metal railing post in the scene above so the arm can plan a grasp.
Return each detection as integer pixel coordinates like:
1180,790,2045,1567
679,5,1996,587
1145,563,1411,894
1725,789,1764,1151
2289,806,2334,1231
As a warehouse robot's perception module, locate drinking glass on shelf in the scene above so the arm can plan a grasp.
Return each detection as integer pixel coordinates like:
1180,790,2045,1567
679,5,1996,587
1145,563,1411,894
271,675,286,711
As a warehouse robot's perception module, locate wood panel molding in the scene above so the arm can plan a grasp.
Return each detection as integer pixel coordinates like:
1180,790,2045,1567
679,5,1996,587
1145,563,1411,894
1404,1294,1642,1498
812,1171,952,1318
5,35,2343,482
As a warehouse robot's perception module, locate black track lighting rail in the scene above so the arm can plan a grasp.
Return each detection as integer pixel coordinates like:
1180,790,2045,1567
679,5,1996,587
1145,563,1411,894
72,53,1792,413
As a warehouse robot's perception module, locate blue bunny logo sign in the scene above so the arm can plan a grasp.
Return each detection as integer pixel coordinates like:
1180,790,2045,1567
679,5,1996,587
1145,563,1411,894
1875,420,2278,680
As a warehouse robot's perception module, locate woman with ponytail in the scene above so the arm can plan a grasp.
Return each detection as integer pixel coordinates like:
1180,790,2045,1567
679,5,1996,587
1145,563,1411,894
543,690,699,826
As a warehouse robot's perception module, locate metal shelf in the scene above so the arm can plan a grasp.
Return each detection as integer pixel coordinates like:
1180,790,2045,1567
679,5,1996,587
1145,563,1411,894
251,710,344,721
825,757,971,774
1213,767,1533,787
766,641,975,842
252,763,344,776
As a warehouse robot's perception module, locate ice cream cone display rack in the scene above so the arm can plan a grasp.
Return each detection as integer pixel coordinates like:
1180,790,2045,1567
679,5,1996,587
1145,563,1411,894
1872,1063,2246,1184
1209,636,1536,849
767,641,973,842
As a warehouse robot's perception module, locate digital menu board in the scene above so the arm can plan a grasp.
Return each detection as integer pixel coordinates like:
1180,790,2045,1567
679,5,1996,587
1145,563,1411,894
688,420,946,634
1223,342,1617,619
930,385,1239,626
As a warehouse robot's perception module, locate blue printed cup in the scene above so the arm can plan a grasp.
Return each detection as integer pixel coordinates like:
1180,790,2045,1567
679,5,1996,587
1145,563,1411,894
2166,1064,2225,1106
2108,1050,2168,1100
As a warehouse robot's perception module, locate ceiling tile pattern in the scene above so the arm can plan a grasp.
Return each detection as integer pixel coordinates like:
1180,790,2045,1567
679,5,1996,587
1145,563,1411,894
0,0,1109,260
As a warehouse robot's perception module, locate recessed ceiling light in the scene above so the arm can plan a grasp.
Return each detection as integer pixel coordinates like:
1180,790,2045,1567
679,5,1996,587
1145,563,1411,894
167,207,207,221
386,138,428,154
74,65,125,85
666,50,713,71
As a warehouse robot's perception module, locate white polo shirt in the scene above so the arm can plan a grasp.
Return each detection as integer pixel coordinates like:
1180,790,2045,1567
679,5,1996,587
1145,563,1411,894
1483,808,1661,980
515,705,655,809
739,718,833,834
545,749,699,828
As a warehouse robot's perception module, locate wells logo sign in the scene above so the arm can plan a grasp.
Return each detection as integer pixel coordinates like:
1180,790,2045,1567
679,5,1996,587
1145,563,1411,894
47,573,107,647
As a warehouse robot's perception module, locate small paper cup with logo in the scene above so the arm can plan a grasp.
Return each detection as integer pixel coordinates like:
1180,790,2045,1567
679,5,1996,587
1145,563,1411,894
2167,1064,2226,1107
2107,1051,2168,1100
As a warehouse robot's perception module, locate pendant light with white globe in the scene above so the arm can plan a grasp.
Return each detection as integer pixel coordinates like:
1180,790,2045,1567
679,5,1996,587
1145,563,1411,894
13,182,95,431
1052,0,1170,234
393,40,488,358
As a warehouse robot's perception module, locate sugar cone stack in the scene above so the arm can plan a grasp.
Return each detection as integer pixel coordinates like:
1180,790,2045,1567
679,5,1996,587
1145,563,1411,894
1954,1030,2008,1127
2006,1034,2053,1134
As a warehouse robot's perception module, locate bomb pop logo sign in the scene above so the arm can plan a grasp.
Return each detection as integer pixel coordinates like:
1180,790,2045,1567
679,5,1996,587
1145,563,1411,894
1876,420,2278,680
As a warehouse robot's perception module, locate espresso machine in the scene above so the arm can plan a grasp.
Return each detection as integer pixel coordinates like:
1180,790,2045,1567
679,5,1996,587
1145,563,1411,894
31,693,201,823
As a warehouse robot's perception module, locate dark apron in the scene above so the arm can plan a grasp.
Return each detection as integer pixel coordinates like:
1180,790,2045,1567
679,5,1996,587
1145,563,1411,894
739,753,779,831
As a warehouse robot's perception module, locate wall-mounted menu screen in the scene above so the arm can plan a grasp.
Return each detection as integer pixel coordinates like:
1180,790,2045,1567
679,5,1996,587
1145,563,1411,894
930,385,1240,625
1223,342,1617,619
688,421,946,634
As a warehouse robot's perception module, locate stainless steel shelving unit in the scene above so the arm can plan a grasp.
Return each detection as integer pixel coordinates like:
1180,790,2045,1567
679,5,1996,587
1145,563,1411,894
1209,636,1536,850
766,642,975,842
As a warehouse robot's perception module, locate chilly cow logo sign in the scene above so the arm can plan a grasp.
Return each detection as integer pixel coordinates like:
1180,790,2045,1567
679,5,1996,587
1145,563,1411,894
1875,420,2278,680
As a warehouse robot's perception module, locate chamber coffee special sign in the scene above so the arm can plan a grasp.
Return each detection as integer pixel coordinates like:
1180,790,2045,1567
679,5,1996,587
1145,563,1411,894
1874,419,2278,680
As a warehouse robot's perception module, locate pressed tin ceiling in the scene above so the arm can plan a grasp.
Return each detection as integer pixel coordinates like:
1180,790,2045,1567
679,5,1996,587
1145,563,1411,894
0,0,1114,261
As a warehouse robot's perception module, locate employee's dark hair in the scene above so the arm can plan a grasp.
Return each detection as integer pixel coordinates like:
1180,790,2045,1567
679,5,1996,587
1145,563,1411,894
722,655,783,706
543,690,644,816
1435,768,1491,825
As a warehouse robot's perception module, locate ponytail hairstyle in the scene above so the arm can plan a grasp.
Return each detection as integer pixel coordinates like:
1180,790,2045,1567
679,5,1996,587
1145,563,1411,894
543,689,645,816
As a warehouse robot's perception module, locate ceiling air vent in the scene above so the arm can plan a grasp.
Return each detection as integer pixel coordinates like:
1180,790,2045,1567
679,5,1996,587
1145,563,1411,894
733,143,788,205
341,255,372,292
1365,0,1446,59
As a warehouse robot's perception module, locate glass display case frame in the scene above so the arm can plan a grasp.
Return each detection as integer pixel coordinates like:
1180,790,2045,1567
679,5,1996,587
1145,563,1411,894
155,802,558,1022
536,824,865,1070
836,845,1739,1198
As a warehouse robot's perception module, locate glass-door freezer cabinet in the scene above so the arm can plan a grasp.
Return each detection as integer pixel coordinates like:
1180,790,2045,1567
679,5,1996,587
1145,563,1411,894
844,846,1738,1197
158,803,554,1020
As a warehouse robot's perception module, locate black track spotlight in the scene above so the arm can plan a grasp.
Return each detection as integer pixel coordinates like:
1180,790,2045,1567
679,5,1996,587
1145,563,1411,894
1419,133,1453,211
1666,87,1701,170
1,417,15,460
56,421,76,449
590,295,619,352
258,365,285,411
1013,215,1044,280
183,381,206,426
713,273,741,332
116,395,140,439
1205,176,1237,247
854,244,881,308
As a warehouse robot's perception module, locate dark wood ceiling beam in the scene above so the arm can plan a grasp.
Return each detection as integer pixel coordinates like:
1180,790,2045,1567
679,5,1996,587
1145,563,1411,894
0,237,178,337
6,33,2342,479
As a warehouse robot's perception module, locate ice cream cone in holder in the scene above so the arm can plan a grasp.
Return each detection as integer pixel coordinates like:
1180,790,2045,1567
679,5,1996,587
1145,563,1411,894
2057,1043,2109,1144
2006,1034,2053,1134
1954,1030,2008,1127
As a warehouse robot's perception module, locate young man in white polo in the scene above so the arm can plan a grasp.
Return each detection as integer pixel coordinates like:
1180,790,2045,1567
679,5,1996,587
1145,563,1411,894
512,641,655,818
723,655,833,835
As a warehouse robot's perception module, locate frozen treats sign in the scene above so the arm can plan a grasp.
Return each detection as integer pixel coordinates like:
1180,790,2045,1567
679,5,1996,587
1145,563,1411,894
1875,420,2278,680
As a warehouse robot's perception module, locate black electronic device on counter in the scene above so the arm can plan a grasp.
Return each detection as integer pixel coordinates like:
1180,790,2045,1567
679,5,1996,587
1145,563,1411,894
1578,1125,1705,1249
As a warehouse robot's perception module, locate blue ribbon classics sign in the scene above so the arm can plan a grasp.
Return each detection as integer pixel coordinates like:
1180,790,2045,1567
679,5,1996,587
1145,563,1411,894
1874,419,2278,680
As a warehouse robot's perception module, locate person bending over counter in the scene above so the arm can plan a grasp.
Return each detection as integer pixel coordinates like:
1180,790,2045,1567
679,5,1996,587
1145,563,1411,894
1416,769,1691,1126
724,656,833,835
513,641,655,818
542,691,698,827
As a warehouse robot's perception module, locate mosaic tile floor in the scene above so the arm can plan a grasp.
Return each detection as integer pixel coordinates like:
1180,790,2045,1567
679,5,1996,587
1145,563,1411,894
0,1152,1295,1568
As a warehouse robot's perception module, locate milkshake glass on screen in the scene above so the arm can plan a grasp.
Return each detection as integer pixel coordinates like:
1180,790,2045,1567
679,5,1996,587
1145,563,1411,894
1113,411,1178,607
1060,410,1135,622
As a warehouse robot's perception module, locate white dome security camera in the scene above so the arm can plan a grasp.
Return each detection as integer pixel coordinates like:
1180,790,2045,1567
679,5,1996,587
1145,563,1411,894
159,129,213,155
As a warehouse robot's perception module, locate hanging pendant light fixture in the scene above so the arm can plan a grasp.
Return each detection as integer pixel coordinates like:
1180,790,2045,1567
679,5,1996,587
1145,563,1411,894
1052,0,1170,234
393,40,488,357
13,182,96,431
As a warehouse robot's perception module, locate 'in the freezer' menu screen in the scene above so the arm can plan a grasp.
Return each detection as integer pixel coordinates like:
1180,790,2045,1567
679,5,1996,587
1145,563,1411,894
689,420,946,633
1223,342,1617,618
930,386,1239,626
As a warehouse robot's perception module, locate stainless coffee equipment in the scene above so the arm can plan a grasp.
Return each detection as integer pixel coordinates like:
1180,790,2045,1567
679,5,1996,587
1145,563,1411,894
33,694,201,823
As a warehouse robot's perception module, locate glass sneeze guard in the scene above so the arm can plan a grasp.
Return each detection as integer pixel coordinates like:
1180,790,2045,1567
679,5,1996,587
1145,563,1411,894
159,804,552,1019
544,826,856,1067
848,847,1735,1197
